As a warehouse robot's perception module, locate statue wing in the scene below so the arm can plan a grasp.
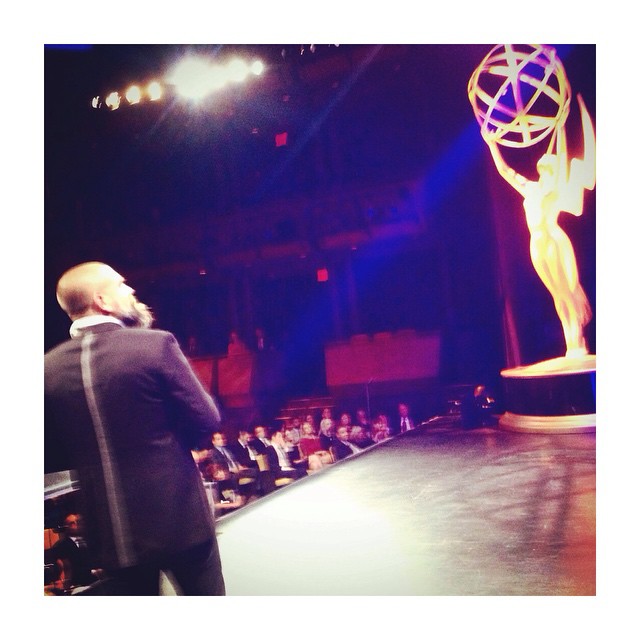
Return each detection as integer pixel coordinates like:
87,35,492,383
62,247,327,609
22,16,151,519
558,94,596,216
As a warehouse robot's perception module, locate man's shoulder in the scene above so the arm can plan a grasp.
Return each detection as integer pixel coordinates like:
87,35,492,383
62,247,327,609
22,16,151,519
98,328,178,353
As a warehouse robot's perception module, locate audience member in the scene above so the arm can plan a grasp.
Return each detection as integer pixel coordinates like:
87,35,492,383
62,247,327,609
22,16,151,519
297,420,332,472
208,431,260,499
331,425,362,461
266,431,306,483
397,402,416,434
284,417,302,446
461,385,496,429
228,429,259,470
319,407,335,449
49,513,102,589
252,425,272,454
355,408,372,436
253,327,274,352
338,412,353,430
371,415,391,443
349,424,375,449
203,463,246,515
227,330,249,356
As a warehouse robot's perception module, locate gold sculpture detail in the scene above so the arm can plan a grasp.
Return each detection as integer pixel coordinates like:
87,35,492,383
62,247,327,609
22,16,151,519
468,44,595,359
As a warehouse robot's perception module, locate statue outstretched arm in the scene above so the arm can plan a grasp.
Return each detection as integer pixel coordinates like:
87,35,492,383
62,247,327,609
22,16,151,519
485,138,528,195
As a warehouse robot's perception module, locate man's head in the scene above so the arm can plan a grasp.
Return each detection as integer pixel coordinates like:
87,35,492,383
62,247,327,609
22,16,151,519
212,432,227,447
336,425,350,441
254,425,268,440
399,403,410,418
238,430,252,444
56,262,153,328
62,513,84,537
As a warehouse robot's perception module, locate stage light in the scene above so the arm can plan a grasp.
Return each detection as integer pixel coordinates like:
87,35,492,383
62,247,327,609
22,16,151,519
167,57,216,101
251,60,265,76
147,81,163,101
125,85,142,104
105,91,121,110
227,58,250,83
92,55,265,113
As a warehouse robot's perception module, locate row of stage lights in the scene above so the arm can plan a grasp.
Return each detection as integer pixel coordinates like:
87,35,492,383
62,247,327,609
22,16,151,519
92,55,266,111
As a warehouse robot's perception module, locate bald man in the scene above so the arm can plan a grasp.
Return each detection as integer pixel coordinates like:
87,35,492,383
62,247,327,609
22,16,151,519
45,262,225,595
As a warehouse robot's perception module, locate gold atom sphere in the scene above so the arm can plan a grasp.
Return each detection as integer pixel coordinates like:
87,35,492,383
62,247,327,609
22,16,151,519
468,44,572,148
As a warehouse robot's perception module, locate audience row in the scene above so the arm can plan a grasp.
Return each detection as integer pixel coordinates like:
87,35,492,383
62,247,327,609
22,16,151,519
192,403,418,515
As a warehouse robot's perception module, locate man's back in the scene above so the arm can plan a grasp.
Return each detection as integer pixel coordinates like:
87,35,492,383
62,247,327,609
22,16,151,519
45,323,220,571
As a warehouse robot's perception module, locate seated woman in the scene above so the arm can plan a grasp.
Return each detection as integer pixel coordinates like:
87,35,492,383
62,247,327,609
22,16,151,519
297,420,332,472
203,462,246,515
318,407,335,450
371,415,391,443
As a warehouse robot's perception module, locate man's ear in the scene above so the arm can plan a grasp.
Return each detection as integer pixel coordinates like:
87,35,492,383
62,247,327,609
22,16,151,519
93,291,111,313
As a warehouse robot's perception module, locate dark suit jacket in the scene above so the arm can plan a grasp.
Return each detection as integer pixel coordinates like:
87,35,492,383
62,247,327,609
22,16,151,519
50,536,96,586
265,445,297,474
331,439,359,461
208,446,237,472
228,440,258,469
250,438,270,455
45,322,222,571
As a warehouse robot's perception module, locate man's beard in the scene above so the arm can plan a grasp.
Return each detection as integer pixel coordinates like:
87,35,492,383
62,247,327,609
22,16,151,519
119,299,154,329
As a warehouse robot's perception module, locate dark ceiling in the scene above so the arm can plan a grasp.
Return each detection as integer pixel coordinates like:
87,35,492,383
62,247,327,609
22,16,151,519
44,44,596,376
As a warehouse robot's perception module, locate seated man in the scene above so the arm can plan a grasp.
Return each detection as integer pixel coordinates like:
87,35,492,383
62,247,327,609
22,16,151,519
265,430,306,487
204,432,260,501
228,429,260,471
331,425,363,461
48,513,103,590
251,425,271,454
349,425,375,449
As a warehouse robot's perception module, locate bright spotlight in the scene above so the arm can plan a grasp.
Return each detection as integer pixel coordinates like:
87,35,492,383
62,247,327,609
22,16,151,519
227,59,250,83
167,57,216,101
147,81,163,101
210,66,228,90
126,85,142,104
91,96,101,109
251,60,265,76
105,91,121,110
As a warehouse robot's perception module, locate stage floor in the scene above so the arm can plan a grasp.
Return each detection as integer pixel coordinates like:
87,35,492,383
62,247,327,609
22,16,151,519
206,417,595,595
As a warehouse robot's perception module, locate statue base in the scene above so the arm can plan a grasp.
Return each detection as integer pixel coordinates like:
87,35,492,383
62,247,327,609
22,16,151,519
498,355,596,434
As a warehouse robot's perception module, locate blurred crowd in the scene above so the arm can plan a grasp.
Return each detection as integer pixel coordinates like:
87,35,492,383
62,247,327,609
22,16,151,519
191,403,418,516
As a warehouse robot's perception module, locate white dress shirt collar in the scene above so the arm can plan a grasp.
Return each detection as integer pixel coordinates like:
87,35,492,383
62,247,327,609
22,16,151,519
70,315,124,338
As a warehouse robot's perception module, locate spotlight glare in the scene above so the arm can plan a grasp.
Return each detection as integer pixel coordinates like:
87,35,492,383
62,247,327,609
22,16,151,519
210,66,228,90
105,91,121,110
147,81,163,101
227,58,250,82
251,60,265,76
126,85,142,104
91,96,100,109
167,57,216,101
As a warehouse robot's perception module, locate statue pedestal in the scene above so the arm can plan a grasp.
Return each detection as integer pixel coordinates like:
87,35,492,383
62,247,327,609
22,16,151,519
499,355,596,433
